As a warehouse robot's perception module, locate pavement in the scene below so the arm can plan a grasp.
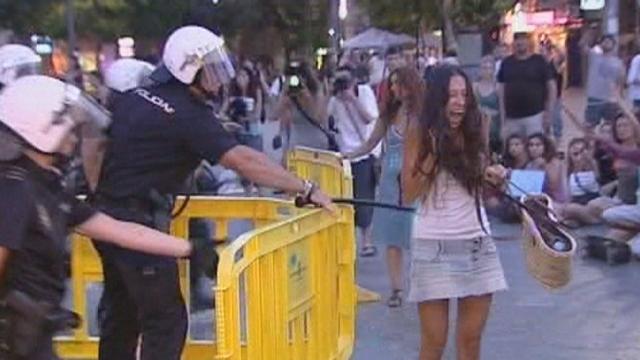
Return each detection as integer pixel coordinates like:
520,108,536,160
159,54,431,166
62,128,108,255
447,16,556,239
353,221,640,360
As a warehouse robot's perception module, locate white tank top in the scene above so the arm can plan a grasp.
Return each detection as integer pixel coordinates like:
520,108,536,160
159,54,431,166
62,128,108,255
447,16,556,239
412,171,491,240
568,171,599,197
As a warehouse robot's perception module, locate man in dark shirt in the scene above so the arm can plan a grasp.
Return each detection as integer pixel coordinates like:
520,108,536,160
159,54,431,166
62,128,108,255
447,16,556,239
498,32,556,138
93,26,334,360
542,42,566,142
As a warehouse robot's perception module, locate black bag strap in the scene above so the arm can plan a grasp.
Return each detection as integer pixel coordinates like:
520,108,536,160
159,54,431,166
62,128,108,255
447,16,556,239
574,171,599,196
290,97,338,148
342,99,368,143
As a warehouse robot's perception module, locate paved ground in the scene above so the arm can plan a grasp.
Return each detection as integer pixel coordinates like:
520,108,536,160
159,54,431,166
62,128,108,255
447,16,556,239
351,88,640,360
353,221,640,360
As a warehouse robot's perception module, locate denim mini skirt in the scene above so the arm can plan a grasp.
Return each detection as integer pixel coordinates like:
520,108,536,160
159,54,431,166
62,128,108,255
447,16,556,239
408,237,508,302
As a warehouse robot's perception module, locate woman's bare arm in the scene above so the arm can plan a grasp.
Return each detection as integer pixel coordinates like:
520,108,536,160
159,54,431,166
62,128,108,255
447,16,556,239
346,117,388,159
0,247,9,280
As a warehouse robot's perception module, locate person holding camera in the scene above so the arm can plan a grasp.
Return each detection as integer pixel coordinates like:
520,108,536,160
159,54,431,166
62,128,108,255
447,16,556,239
328,66,381,257
272,61,333,154
221,65,264,154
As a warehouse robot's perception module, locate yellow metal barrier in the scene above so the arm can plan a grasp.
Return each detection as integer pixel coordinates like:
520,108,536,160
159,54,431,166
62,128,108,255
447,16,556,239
214,206,356,360
288,147,381,304
56,197,297,359
287,147,353,199
56,148,359,359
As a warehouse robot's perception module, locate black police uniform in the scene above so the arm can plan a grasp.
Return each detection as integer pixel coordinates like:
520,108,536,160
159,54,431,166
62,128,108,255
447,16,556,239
93,79,238,360
0,158,96,360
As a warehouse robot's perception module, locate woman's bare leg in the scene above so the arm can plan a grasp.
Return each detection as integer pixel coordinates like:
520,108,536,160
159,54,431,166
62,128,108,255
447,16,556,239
418,300,450,360
456,294,493,360
386,246,404,291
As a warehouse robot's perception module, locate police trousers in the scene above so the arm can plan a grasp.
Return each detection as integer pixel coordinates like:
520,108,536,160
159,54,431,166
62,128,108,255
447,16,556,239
0,306,59,360
96,250,187,360
25,342,58,360
0,339,59,360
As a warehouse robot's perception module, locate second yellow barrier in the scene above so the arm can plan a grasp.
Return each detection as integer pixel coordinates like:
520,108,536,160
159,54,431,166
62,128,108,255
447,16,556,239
215,206,356,360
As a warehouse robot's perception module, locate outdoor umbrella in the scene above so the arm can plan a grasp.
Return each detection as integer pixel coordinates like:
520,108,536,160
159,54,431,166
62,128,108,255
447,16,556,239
342,27,414,50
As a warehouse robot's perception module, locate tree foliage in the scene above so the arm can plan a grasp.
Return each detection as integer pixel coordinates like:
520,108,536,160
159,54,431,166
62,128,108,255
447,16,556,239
0,0,328,56
363,0,514,34
361,0,439,34
0,0,56,35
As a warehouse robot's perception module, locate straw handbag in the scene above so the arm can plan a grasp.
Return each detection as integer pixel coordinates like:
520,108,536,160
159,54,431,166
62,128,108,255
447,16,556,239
520,195,577,290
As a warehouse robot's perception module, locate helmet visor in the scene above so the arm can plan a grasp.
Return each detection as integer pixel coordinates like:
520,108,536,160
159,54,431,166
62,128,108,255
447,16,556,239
201,46,236,87
0,62,41,85
14,62,41,79
62,85,112,138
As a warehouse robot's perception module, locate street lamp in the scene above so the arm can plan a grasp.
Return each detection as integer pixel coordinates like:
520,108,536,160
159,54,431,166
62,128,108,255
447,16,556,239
65,0,76,59
339,0,348,20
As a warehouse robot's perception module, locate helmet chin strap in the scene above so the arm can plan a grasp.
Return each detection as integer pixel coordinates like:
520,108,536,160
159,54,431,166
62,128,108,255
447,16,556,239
53,152,73,168
0,129,24,162
189,77,217,104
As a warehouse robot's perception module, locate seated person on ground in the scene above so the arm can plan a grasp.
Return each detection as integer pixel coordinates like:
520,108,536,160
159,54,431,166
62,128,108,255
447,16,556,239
601,204,640,253
559,112,640,225
525,133,568,203
485,134,530,222
566,137,600,205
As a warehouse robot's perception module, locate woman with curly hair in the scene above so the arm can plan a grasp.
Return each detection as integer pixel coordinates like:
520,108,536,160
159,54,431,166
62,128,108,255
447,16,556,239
402,65,507,360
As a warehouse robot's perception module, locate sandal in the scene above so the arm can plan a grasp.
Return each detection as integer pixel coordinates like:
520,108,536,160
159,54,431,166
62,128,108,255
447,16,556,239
387,289,403,308
360,245,378,257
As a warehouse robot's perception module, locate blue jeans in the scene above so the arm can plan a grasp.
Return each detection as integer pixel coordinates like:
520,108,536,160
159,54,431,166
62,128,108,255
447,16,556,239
585,98,619,127
552,102,563,140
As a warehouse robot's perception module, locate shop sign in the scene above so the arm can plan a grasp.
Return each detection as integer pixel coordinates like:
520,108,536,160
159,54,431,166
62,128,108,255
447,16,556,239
527,11,555,26
580,0,605,10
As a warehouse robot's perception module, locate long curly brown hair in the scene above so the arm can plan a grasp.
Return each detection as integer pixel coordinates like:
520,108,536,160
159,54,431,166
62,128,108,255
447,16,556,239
380,67,425,126
414,65,485,196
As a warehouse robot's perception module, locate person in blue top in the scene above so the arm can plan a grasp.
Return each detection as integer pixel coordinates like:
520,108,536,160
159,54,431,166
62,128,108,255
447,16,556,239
92,26,335,360
346,66,424,307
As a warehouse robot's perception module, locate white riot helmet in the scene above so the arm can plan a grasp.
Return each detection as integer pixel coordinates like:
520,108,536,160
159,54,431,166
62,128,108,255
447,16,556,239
0,44,42,86
150,26,235,86
104,58,155,92
0,75,111,160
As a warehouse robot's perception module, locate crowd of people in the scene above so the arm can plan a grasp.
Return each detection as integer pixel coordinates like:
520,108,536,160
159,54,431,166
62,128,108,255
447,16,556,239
2,22,640,360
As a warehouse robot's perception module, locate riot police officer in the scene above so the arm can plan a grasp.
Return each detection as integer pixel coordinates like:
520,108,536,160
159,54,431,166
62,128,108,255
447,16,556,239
103,58,155,94
0,75,194,360
0,44,42,90
92,26,334,360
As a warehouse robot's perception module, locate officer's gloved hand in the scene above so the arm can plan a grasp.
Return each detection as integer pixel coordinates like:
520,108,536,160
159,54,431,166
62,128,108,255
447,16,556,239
188,237,218,311
189,238,219,279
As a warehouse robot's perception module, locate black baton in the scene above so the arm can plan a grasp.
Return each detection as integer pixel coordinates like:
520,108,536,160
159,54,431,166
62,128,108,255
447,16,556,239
294,196,415,212
332,198,415,212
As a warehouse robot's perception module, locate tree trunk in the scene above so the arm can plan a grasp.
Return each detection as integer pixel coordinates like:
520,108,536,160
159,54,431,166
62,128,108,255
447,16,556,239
442,0,458,52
